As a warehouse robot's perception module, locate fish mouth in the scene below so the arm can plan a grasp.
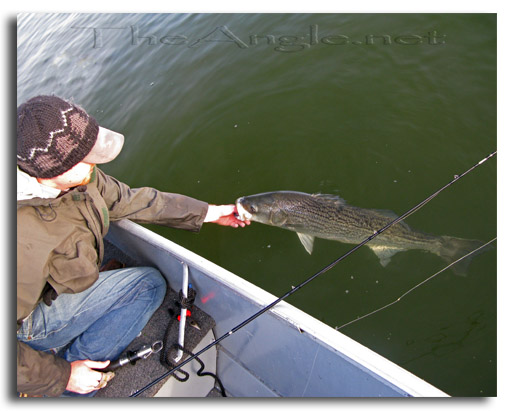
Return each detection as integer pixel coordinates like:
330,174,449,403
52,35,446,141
235,197,253,221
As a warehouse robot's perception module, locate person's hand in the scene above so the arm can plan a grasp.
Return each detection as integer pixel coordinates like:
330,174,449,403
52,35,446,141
204,205,251,228
65,359,115,394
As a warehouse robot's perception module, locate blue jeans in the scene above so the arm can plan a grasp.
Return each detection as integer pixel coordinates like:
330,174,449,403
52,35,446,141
17,266,166,394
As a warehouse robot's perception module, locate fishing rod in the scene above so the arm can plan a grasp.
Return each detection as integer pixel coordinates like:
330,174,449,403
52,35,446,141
130,150,496,397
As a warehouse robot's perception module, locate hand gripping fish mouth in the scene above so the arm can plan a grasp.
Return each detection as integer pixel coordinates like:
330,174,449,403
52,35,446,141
235,197,254,222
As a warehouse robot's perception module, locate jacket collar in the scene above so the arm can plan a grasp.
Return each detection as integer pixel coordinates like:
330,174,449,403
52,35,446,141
17,167,62,201
17,166,99,208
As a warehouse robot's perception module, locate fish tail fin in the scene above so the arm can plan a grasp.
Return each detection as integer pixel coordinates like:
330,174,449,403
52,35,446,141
437,236,491,276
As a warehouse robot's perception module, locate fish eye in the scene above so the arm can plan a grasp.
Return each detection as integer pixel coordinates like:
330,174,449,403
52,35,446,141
250,205,258,213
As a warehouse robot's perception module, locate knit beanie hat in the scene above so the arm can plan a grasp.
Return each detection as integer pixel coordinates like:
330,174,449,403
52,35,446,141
17,95,100,179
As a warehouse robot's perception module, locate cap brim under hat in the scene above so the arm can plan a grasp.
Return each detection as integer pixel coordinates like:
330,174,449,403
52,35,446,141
82,127,124,164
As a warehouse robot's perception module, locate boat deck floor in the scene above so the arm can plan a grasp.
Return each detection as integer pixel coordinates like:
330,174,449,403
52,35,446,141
95,240,222,398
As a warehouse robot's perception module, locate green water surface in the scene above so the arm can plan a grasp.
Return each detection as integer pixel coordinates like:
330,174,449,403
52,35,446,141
17,13,497,396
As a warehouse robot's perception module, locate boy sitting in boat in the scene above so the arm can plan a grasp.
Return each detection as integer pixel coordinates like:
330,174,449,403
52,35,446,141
16,95,249,397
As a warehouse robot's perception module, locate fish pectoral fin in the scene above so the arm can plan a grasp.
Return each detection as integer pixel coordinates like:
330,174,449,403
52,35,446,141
368,245,402,267
297,233,315,254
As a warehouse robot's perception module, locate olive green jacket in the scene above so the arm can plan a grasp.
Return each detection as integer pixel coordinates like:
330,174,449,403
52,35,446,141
17,167,208,396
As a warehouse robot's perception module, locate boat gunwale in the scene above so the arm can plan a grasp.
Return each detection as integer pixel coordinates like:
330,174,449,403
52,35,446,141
107,219,448,397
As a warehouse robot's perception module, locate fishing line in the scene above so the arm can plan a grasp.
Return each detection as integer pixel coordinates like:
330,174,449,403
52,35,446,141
335,237,497,330
130,150,496,397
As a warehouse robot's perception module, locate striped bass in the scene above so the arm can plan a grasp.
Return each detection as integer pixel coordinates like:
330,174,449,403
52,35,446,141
236,191,485,275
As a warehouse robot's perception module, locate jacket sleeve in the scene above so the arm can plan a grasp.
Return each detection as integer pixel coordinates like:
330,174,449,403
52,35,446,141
17,340,71,397
96,169,209,232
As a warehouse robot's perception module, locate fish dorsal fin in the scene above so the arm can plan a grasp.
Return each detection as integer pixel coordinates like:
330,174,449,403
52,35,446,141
371,209,411,231
312,193,346,206
297,233,315,254
367,245,403,267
